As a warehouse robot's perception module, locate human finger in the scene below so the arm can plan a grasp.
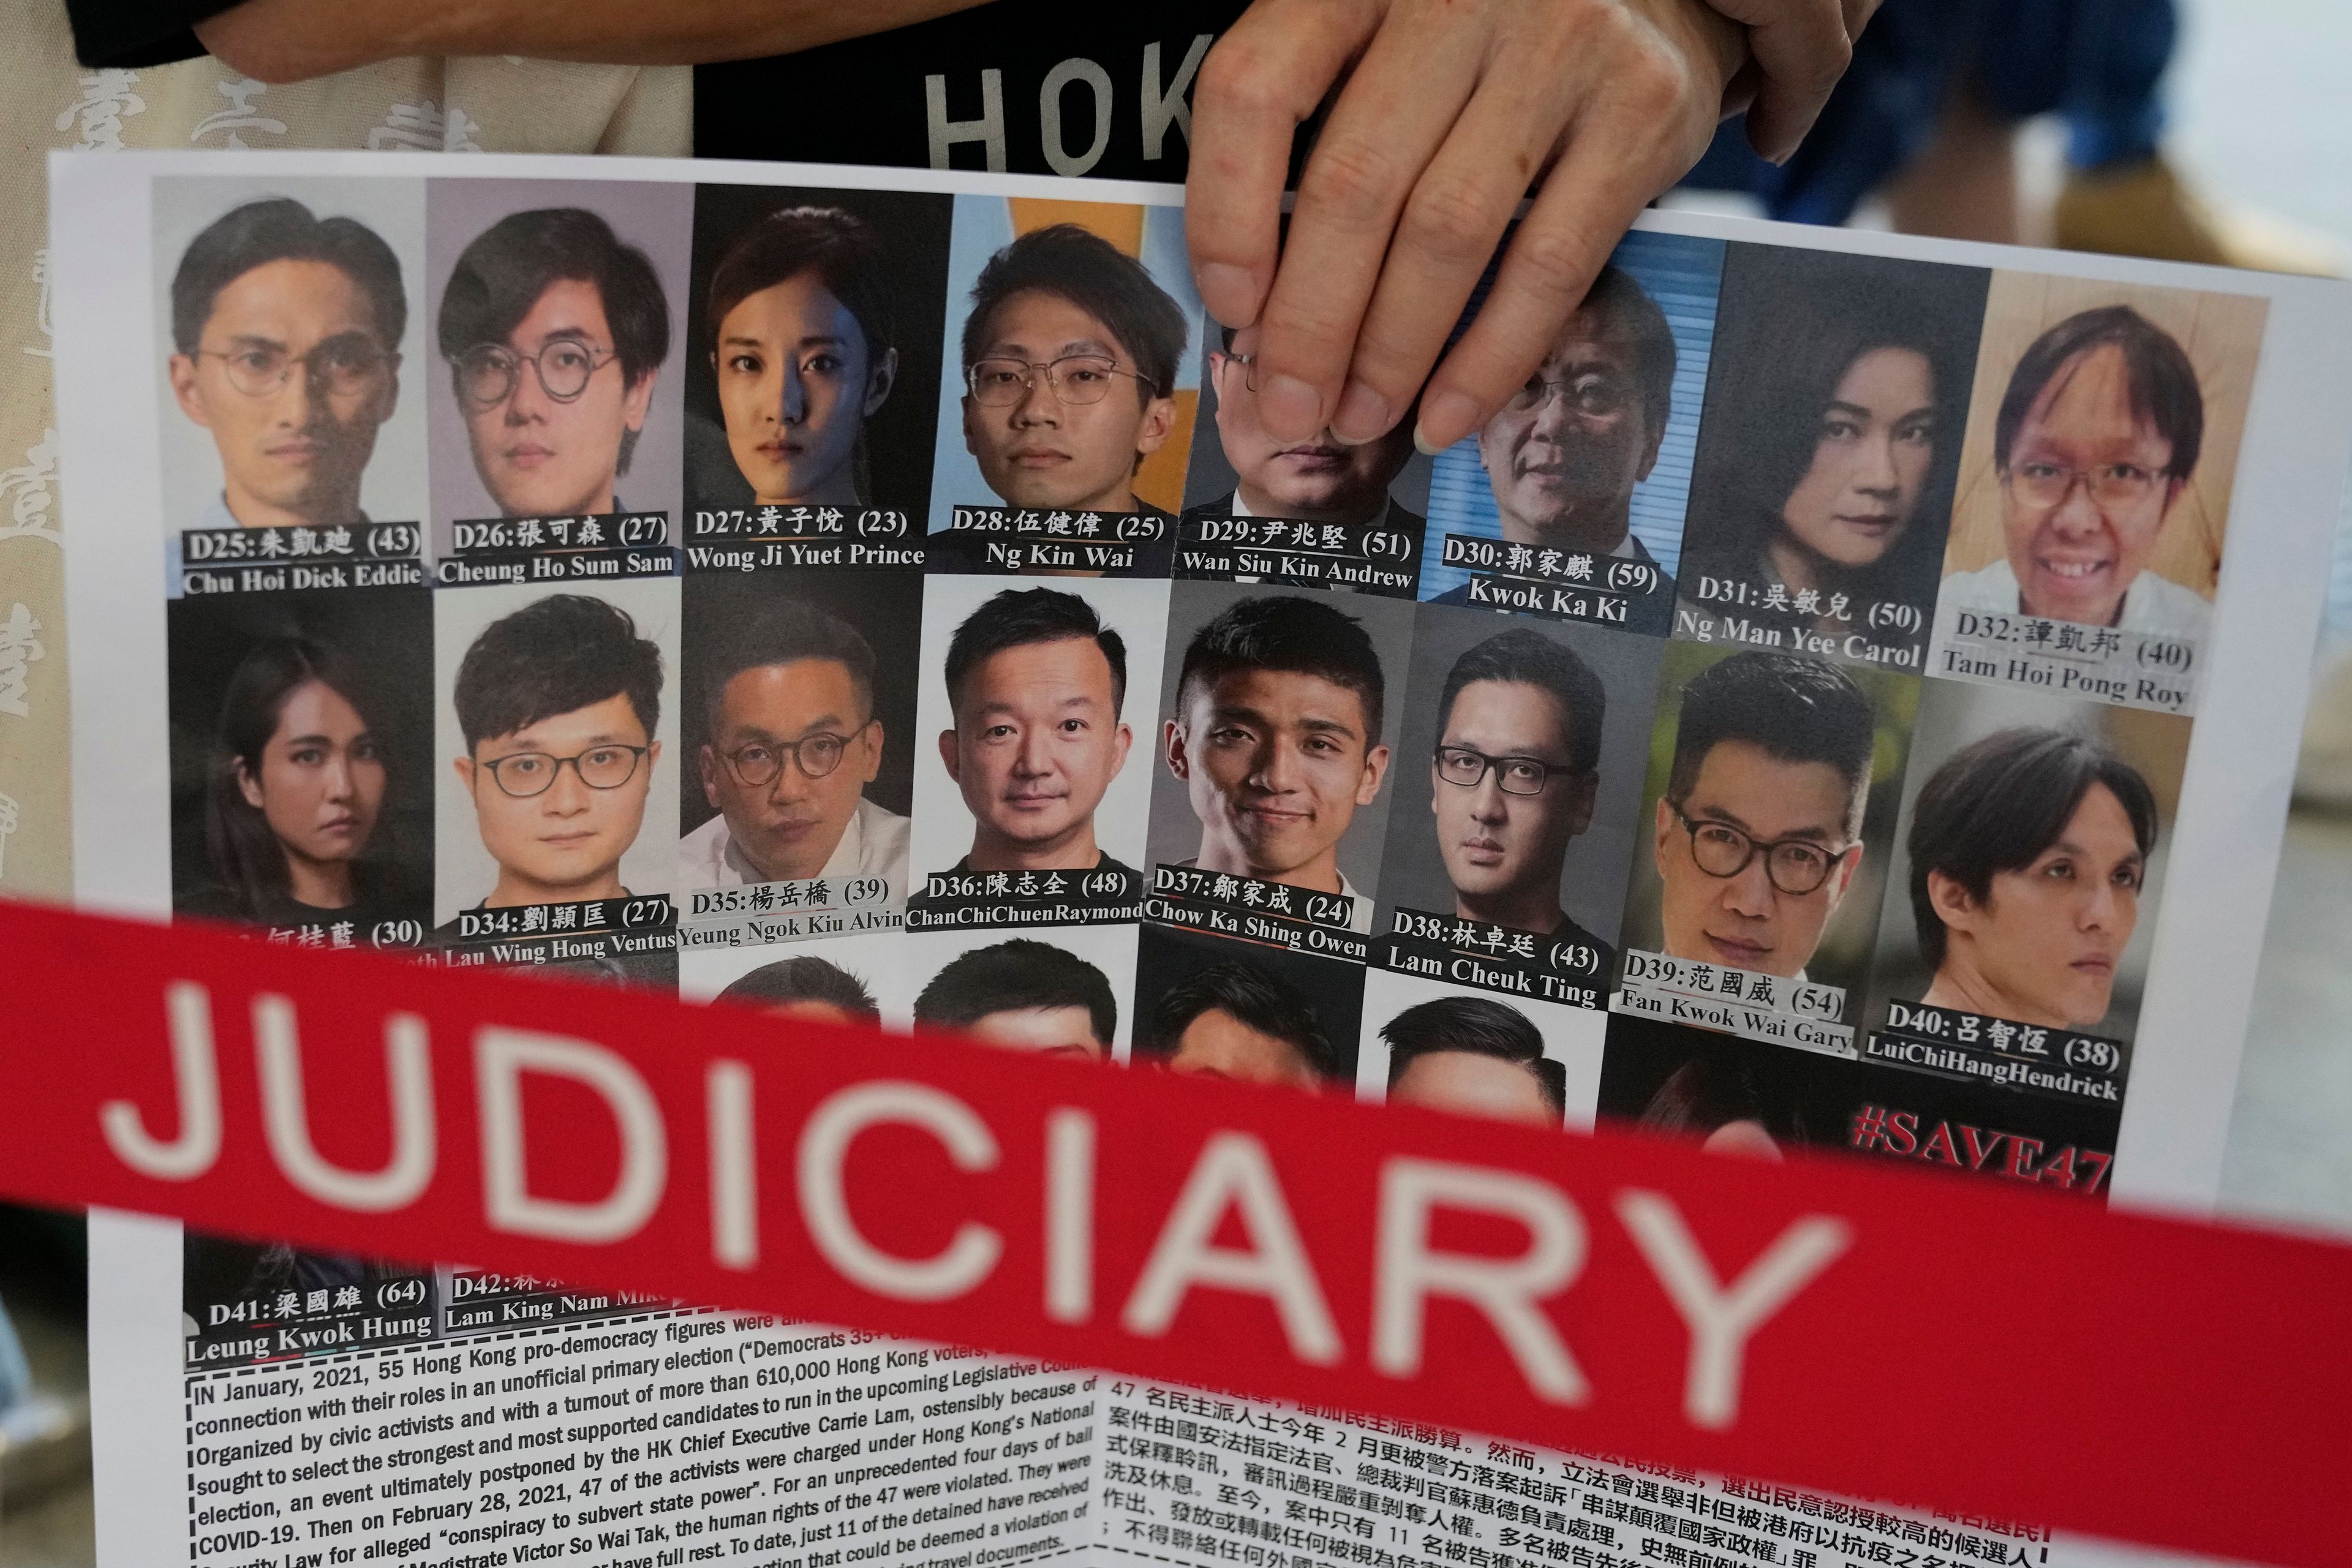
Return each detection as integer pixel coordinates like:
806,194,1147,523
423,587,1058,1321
1414,91,1701,451
1706,0,1863,161
1247,2,1493,442
1325,40,1578,445
1185,0,1384,334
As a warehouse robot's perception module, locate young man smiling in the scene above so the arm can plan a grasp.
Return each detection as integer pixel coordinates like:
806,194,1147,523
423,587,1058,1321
167,197,406,533
929,587,1137,887
438,207,671,521
449,593,664,914
1164,594,1390,932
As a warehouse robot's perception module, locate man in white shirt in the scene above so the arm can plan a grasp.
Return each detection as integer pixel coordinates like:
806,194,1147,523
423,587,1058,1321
1941,305,2212,641
680,598,908,897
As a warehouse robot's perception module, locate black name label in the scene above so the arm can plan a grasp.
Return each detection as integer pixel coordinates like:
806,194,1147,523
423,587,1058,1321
1146,863,1366,961
443,511,676,582
1375,907,1605,1008
907,864,1142,930
1176,513,1420,596
1866,998,2130,1106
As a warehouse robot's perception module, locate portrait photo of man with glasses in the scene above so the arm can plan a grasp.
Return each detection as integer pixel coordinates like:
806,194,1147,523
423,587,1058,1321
1370,609,1660,989
427,184,691,530
1932,279,2266,658
1642,649,1883,984
159,188,417,543
434,587,676,926
925,218,1192,578
1415,238,1719,633
677,586,911,902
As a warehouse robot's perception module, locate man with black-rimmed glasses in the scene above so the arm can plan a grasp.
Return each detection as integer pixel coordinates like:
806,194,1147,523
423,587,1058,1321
438,207,671,521
450,594,663,913
680,598,907,894
1429,628,1612,965
1651,650,1874,981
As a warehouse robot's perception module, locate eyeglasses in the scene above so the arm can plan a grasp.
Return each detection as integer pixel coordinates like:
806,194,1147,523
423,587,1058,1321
2007,459,2167,510
1668,801,1855,896
1503,373,1632,418
967,354,1154,407
200,334,391,399
455,341,620,409
720,723,873,787
1434,745,1583,796
477,745,649,798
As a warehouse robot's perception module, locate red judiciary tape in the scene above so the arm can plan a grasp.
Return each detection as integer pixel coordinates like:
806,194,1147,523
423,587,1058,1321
1,897,2343,1566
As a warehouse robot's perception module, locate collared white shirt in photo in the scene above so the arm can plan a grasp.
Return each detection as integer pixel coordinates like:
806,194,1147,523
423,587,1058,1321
679,795,910,899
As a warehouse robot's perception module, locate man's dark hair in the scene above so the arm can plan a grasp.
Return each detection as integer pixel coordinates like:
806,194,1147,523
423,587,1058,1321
701,599,875,734
960,224,1186,406
1382,996,1566,1117
913,939,1117,1048
1907,727,2158,970
1177,595,1387,747
715,956,880,1022
1994,305,2204,480
1436,629,1605,776
1575,265,1678,440
707,205,895,361
454,594,663,752
1144,960,1341,1082
1667,652,1875,835
171,197,407,355
944,587,1127,718
437,208,671,473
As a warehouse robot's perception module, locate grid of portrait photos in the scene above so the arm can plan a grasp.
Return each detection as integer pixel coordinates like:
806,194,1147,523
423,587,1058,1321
154,168,2268,1212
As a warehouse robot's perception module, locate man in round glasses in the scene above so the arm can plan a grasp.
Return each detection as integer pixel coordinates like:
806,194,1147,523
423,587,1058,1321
1651,650,1875,980
450,593,664,914
1431,265,1679,625
437,207,671,521
167,197,406,533
952,223,1186,533
681,597,907,897
1429,628,1611,965
1941,306,2209,638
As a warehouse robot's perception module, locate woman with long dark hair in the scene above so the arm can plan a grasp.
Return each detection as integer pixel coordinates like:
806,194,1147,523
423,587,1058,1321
1682,258,1981,663
192,636,412,931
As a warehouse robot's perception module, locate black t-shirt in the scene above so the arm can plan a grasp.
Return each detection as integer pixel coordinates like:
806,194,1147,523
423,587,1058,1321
72,1,1254,179
65,0,225,67
699,2,1249,180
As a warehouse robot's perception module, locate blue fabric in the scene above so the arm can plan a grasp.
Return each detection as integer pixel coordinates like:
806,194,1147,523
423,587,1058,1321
1681,0,2177,224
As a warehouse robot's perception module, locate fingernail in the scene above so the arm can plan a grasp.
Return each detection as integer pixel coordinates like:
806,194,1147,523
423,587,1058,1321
1414,390,1479,455
1197,263,1258,323
1331,379,1392,445
1259,372,1323,439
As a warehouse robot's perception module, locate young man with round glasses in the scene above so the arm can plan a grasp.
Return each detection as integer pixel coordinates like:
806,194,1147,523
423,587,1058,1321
1429,628,1612,964
951,223,1186,540
437,207,671,521
449,594,664,915
680,598,908,896
167,197,406,533
1650,650,1875,981
1942,305,2211,638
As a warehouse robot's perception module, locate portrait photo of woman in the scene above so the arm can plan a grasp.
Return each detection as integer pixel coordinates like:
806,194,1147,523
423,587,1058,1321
187,635,426,938
684,187,951,520
1679,249,1991,665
